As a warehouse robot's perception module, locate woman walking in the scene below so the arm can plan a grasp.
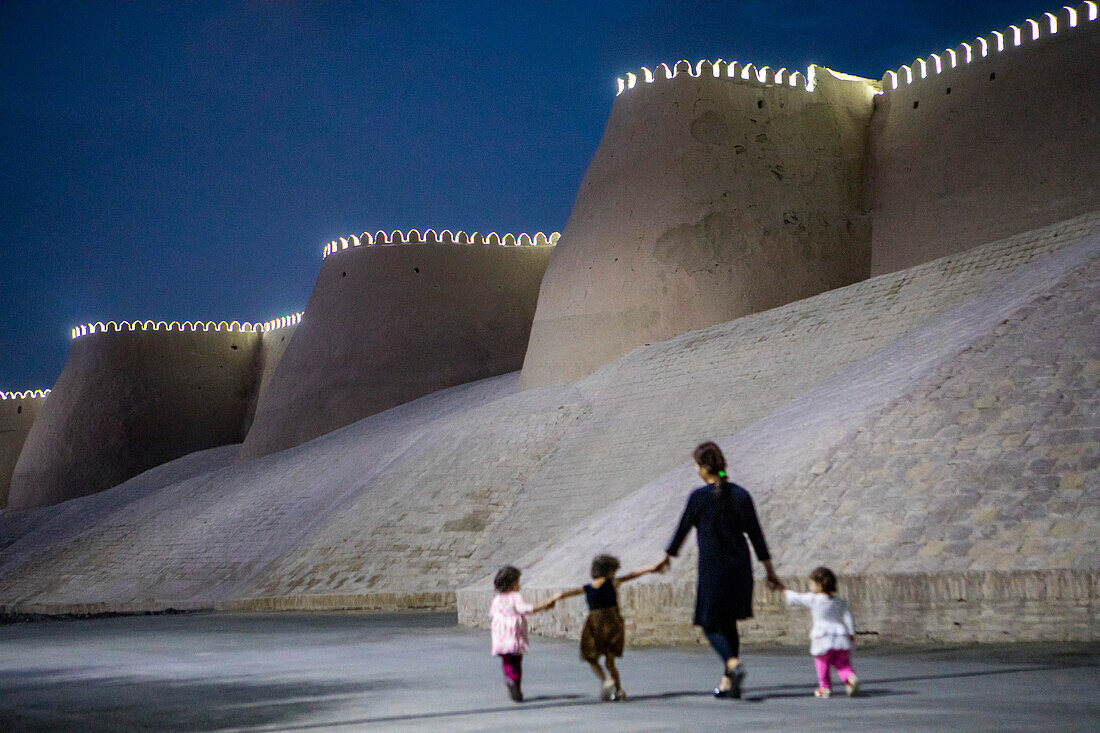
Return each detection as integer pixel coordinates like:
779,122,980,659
657,441,782,699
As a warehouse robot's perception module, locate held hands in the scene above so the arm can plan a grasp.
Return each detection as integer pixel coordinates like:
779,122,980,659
533,594,560,613
652,555,672,574
764,562,784,591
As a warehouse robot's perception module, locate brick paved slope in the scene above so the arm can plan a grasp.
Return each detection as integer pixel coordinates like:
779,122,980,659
2,213,1097,644
460,213,1100,645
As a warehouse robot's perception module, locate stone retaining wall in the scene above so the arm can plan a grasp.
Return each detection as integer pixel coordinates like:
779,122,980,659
458,569,1099,646
6,570,1092,647
1,591,455,619
218,592,455,613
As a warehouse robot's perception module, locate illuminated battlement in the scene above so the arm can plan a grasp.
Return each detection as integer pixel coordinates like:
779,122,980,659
70,312,303,341
322,229,559,259
1,390,50,400
883,2,1096,90
612,3,1098,97
615,59,816,96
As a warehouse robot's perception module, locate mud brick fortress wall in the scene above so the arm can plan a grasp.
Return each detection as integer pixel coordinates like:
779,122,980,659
868,5,1100,274
0,392,48,507
241,232,556,458
1,4,1097,646
521,4,1100,386
7,319,300,509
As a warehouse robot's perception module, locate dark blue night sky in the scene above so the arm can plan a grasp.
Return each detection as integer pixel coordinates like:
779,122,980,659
0,1,1063,388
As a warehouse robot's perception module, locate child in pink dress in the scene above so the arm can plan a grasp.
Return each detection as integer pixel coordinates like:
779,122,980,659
490,565,556,702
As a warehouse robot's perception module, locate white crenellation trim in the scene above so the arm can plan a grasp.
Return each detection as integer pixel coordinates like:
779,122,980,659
260,312,304,333
881,2,1096,91
321,230,560,259
1,389,50,400
70,312,304,341
615,59,818,96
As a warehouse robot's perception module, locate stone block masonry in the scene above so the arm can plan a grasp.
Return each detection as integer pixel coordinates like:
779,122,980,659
458,212,1100,644
460,570,1099,647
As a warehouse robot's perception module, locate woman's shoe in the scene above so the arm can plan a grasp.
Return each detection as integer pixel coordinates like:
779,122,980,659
714,664,745,699
506,681,523,702
814,686,831,698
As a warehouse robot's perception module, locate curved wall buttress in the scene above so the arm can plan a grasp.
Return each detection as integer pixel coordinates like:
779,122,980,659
0,393,48,507
239,237,554,459
868,12,1100,275
7,329,262,509
519,65,878,388
241,322,301,435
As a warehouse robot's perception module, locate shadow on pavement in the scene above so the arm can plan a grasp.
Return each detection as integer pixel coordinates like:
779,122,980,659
741,661,1100,702
5,659,1096,730
0,669,395,733
743,688,913,702
868,661,1100,686
279,693,591,729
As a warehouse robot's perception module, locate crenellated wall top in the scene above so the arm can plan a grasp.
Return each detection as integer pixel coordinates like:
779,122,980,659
260,313,304,333
614,3,1096,99
70,312,303,341
882,2,1097,91
615,59,818,96
321,229,560,259
1,390,50,400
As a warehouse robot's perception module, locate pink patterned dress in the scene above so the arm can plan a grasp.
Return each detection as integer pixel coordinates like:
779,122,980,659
490,591,533,655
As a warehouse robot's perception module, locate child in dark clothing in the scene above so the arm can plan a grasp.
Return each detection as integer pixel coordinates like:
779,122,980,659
552,554,662,701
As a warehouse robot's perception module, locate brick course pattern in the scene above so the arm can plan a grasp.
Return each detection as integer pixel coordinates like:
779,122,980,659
460,237,1100,641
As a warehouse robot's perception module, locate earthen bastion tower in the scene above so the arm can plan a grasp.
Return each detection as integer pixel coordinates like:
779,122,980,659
2,4,1097,646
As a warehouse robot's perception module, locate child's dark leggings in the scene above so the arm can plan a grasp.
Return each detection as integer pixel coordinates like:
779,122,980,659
500,653,523,686
704,623,740,664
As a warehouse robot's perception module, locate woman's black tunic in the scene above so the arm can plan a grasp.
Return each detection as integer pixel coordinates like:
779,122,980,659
665,482,771,629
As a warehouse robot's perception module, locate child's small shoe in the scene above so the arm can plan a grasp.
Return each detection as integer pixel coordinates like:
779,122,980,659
506,681,523,703
814,687,831,698
600,679,616,701
845,674,860,697
611,687,627,702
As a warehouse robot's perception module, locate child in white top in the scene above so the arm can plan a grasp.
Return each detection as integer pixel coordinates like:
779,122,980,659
489,565,556,702
784,566,860,698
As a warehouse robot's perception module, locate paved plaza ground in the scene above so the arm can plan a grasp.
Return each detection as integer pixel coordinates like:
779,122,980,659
1,611,1097,731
